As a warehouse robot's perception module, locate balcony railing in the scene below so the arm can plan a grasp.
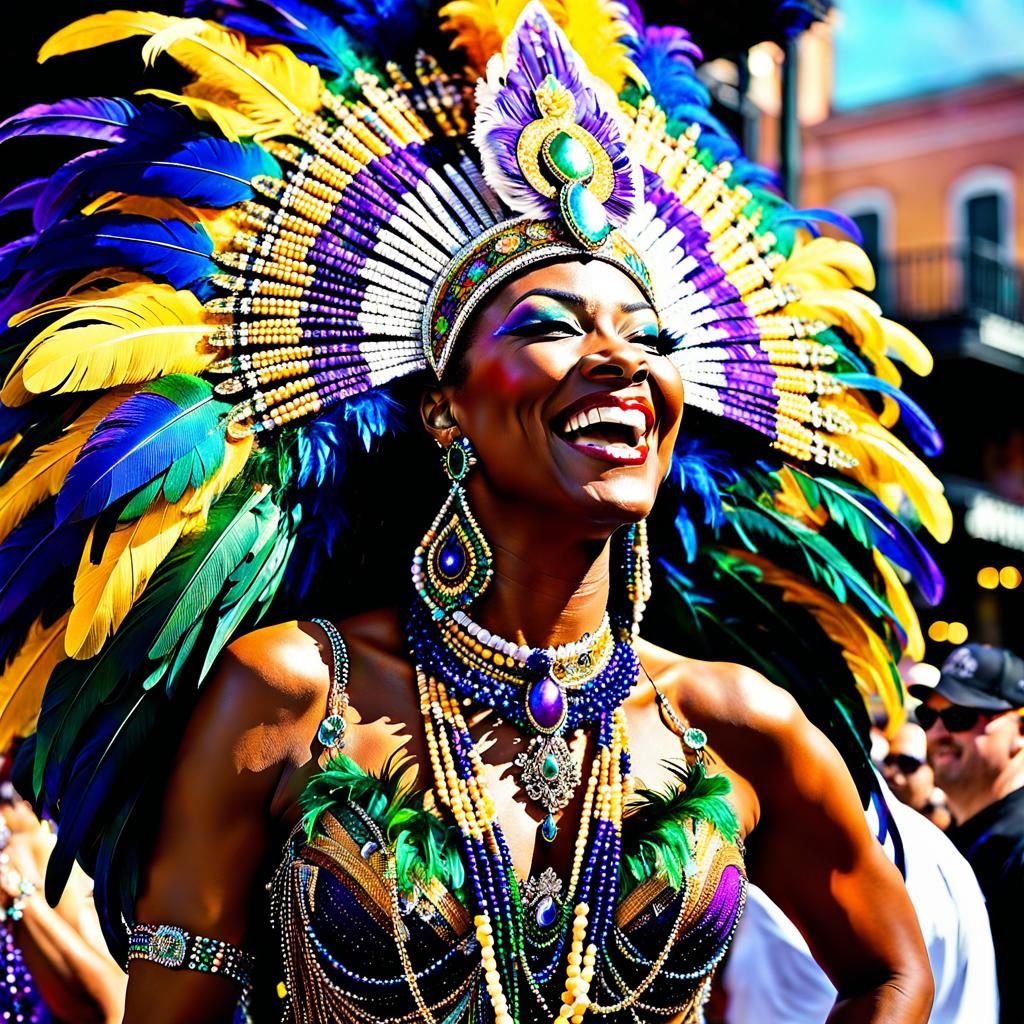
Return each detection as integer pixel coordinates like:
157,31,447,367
873,245,1024,324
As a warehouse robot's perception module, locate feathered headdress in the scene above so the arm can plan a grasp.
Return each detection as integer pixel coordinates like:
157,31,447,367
0,0,946,957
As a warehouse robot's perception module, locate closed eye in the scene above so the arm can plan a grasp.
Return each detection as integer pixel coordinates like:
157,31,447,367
629,330,674,356
509,320,582,338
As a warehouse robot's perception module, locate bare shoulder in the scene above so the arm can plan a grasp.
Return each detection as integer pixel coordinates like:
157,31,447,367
215,608,412,768
638,637,800,742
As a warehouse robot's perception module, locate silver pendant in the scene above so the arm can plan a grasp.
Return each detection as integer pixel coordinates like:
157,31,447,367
514,733,581,816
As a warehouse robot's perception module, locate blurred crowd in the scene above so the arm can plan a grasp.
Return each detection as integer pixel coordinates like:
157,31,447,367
720,642,1024,1024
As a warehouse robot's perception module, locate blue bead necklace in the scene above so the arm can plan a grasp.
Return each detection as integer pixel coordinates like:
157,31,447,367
408,600,639,842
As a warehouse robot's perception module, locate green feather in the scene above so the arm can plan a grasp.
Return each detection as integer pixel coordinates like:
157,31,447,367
620,759,738,897
301,753,466,900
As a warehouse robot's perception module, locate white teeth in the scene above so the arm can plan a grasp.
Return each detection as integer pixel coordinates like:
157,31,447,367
561,405,648,444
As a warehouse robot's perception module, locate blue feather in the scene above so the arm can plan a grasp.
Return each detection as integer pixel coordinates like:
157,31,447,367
185,0,369,82
36,137,281,229
0,179,46,220
835,373,943,457
0,500,85,621
773,207,864,245
813,479,945,606
0,215,214,292
332,0,432,58
57,375,227,523
0,97,141,146
343,389,404,452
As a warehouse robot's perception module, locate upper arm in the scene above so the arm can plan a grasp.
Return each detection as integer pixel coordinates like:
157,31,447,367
124,626,328,1023
740,676,929,1002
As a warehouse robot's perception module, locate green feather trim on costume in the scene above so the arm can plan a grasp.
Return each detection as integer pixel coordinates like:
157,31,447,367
300,752,467,901
619,759,738,897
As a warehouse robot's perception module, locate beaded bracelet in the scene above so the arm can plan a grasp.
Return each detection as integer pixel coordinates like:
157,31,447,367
127,923,256,999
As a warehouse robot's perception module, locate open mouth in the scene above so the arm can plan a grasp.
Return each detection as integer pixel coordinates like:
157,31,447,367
552,396,655,465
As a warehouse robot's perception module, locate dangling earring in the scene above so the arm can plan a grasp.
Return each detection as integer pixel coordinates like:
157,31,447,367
411,436,493,619
622,519,652,637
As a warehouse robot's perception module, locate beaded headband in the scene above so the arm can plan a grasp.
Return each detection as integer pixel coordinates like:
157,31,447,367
423,219,655,378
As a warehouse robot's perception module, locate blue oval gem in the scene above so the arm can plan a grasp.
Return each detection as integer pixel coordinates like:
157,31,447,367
437,532,467,580
535,895,559,928
317,714,347,748
541,814,557,842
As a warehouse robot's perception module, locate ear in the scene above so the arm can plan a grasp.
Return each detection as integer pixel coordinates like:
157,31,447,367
420,386,461,448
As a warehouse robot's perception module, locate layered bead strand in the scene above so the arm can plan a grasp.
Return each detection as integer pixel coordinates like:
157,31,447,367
413,661,634,1022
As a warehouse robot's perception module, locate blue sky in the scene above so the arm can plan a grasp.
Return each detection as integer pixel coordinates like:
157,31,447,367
834,0,1024,110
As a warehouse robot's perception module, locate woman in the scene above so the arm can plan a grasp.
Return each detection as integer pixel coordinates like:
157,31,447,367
0,1,944,1021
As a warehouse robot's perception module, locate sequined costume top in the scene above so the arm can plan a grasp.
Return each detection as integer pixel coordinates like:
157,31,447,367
269,758,746,1023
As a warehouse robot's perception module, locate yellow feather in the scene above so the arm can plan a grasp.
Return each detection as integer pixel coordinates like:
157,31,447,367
146,22,321,140
81,192,204,224
743,553,904,723
440,0,528,76
3,287,213,402
10,280,151,328
441,0,641,89
43,13,320,139
873,550,925,662
776,236,875,293
136,88,245,141
881,317,932,377
774,466,828,528
67,498,196,660
839,410,953,543
38,10,180,62
0,389,135,547
551,0,643,92
0,612,70,752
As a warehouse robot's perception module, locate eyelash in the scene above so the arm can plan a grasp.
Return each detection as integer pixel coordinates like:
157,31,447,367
513,322,670,354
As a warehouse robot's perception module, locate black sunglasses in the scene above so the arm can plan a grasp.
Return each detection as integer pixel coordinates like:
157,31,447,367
882,752,925,775
916,704,989,733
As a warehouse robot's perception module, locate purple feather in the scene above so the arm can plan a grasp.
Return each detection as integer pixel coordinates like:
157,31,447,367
0,97,140,146
475,6,641,224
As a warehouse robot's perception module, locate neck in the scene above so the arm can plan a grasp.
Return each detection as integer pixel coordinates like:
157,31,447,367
466,485,618,649
946,758,1024,824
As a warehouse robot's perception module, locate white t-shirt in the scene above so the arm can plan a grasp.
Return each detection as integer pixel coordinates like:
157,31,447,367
722,790,999,1023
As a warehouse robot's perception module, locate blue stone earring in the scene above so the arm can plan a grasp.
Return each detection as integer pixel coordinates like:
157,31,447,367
411,436,494,618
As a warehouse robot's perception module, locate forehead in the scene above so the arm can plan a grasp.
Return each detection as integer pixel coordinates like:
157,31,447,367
484,258,655,317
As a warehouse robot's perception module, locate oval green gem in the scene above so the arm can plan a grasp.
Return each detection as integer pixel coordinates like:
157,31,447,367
547,131,593,182
563,183,610,246
683,726,707,751
445,442,467,480
541,753,559,780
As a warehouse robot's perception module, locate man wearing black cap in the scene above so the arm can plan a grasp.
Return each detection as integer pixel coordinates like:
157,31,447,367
910,643,1024,1024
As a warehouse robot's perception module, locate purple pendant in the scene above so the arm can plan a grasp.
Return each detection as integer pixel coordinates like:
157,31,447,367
527,677,566,733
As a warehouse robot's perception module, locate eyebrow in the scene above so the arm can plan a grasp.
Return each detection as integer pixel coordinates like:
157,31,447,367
505,288,656,318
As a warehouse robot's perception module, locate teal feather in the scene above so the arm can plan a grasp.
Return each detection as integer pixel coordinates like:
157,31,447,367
620,759,738,897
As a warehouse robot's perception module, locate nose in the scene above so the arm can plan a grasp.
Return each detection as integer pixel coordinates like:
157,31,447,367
578,337,650,386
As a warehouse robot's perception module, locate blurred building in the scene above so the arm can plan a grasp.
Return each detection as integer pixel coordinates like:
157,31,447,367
704,1,1024,663
716,4,1024,659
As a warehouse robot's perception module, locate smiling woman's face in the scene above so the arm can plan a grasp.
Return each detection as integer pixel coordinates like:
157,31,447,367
435,258,684,533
